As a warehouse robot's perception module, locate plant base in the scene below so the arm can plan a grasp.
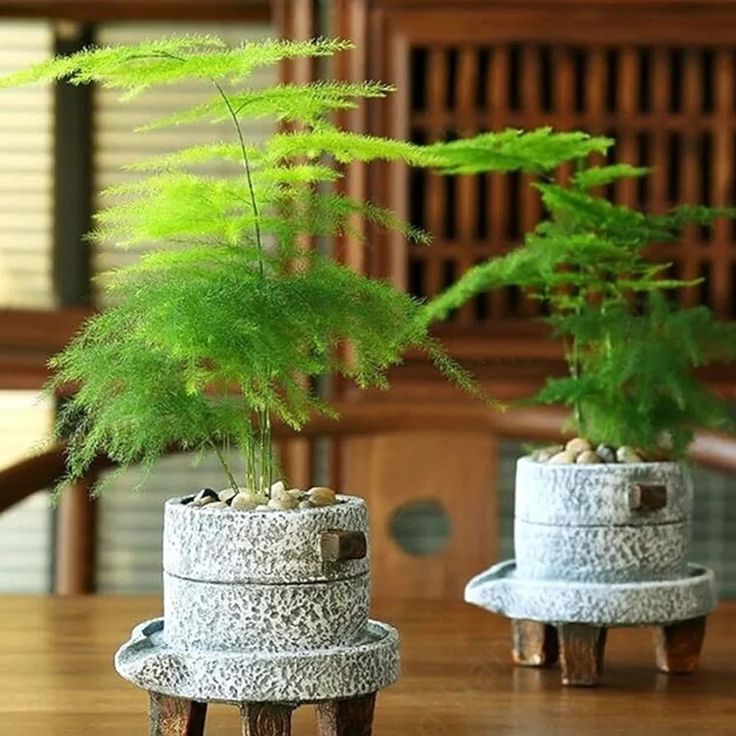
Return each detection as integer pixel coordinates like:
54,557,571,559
466,560,715,687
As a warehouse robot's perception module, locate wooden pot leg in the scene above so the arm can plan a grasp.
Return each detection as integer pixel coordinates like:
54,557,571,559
149,692,207,736
654,616,707,674
557,623,607,687
316,693,377,736
241,702,295,736
511,619,559,668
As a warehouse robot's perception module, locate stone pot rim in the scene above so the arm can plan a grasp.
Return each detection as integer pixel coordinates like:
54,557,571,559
164,491,370,585
518,455,683,471
166,492,365,515
515,453,692,529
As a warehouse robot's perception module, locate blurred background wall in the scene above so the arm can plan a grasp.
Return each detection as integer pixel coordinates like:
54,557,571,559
0,0,735,598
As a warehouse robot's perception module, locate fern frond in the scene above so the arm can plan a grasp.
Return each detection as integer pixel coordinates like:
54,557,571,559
0,36,354,97
125,142,255,171
0,34,225,88
428,127,612,175
572,164,650,189
2,33,494,495
141,81,394,129
266,126,445,165
128,129,444,172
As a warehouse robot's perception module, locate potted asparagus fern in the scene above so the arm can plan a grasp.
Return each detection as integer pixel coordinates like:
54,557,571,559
0,35,482,720
425,128,736,686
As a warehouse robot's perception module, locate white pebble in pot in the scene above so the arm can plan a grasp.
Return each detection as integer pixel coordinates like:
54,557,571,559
565,437,592,456
576,449,601,464
548,450,576,464
534,445,563,462
617,445,643,463
218,488,237,504
270,480,286,496
192,488,218,506
268,494,299,511
309,487,337,506
231,492,267,511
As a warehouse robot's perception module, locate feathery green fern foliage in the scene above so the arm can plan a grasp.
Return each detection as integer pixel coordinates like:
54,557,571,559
424,129,736,457
1,35,480,496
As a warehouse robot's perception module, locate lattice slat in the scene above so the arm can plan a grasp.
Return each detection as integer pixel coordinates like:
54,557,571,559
517,47,542,318
616,48,639,208
649,49,670,215
711,49,733,315
488,47,511,317
679,50,704,305
456,47,479,324
422,47,447,301
584,48,606,123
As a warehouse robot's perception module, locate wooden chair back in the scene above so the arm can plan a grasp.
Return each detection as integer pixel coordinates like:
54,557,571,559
341,429,498,600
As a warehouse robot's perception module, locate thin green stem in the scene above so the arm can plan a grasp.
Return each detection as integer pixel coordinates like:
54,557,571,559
210,440,239,492
211,79,274,488
264,410,272,489
568,171,587,436
259,408,265,493
134,53,266,278
248,435,254,491
258,408,273,496
212,79,265,278
570,332,584,435
242,430,250,491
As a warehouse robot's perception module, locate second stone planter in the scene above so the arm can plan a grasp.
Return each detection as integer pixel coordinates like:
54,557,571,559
514,457,692,584
466,457,716,686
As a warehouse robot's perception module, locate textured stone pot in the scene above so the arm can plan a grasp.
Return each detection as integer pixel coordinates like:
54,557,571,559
116,492,401,705
466,456,716,628
514,457,693,583
465,455,716,686
163,495,371,652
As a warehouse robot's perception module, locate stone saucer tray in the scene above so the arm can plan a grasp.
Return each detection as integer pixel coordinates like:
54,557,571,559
466,560,716,626
115,616,400,704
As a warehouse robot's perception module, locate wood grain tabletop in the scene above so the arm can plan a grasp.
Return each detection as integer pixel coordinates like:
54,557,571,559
0,596,734,735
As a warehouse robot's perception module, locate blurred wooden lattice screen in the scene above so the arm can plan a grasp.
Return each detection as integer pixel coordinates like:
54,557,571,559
406,43,735,325
335,2,736,330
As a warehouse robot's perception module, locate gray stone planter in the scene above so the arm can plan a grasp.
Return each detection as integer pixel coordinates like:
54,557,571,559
115,494,399,707
465,456,716,686
163,495,372,652
514,458,693,585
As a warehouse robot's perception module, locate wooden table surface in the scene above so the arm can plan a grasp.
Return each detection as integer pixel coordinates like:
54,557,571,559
1,596,735,735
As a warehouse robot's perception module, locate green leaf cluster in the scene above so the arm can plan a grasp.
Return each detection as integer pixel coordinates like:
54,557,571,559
535,295,736,454
1,35,483,495
0,36,353,97
424,135,736,457
425,127,612,174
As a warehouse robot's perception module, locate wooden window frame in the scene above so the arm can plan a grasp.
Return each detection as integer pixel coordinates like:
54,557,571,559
0,1,271,22
0,4,272,388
